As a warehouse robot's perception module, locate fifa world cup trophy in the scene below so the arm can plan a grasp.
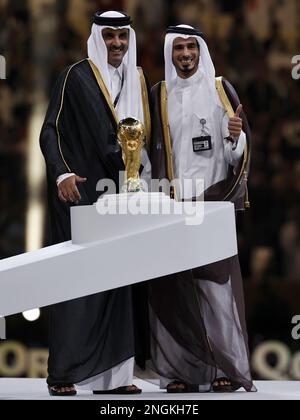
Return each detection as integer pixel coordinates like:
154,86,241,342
117,117,145,193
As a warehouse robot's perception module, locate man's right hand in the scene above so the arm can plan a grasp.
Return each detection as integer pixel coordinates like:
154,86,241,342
58,175,87,204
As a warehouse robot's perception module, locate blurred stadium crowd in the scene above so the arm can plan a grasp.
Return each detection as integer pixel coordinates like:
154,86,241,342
0,0,300,375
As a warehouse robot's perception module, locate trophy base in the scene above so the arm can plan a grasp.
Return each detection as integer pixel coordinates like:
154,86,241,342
121,179,145,193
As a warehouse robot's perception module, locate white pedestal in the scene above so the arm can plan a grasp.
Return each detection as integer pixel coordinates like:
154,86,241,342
0,194,237,316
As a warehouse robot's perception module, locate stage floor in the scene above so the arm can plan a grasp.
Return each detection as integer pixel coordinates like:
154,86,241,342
0,379,300,400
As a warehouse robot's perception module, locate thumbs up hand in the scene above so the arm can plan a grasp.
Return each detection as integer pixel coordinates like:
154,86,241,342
228,104,243,142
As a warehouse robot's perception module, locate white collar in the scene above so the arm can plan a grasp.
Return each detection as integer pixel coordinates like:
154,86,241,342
175,68,203,89
108,62,123,78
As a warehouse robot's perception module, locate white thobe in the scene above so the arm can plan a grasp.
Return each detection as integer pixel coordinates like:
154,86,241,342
76,357,135,391
168,71,246,200
159,71,246,388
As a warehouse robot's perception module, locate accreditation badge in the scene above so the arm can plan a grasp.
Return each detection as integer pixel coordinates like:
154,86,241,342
192,118,212,152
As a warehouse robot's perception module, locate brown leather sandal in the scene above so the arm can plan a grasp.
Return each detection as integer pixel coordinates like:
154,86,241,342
167,380,198,393
212,377,241,392
93,384,142,395
47,384,77,396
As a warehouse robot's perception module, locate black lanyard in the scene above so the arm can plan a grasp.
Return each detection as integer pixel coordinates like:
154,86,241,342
113,71,124,108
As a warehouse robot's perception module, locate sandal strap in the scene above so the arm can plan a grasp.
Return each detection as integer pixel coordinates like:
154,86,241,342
214,377,231,384
50,384,75,390
118,385,139,391
167,380,188,390
168,380,186,386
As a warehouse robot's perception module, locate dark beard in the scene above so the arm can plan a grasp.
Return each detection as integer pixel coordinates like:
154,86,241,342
181,65,194,74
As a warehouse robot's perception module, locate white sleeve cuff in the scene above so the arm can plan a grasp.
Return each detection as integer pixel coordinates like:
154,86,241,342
232,131,246,157
224,131,246,166
56,173,75,185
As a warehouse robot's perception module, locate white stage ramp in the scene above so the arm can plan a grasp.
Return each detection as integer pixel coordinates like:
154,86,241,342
0,379,300,400
0,199,237,316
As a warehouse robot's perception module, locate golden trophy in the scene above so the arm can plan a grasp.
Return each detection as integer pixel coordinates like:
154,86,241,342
117,117,145,193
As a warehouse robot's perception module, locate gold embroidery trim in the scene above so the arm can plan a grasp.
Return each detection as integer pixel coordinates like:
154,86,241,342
160,82,177,199
215,76,235,118
88,59,119,124
89,60,151,150
215,77,250,206
137,67,151,150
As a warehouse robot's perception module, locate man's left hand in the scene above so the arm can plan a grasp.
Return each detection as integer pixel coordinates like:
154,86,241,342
228,104,243,142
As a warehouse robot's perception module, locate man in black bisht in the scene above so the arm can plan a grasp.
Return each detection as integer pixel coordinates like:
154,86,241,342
40,11,151,396
149,25,256,393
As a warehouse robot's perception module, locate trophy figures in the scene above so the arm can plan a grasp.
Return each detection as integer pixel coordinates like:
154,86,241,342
117,117,145,193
